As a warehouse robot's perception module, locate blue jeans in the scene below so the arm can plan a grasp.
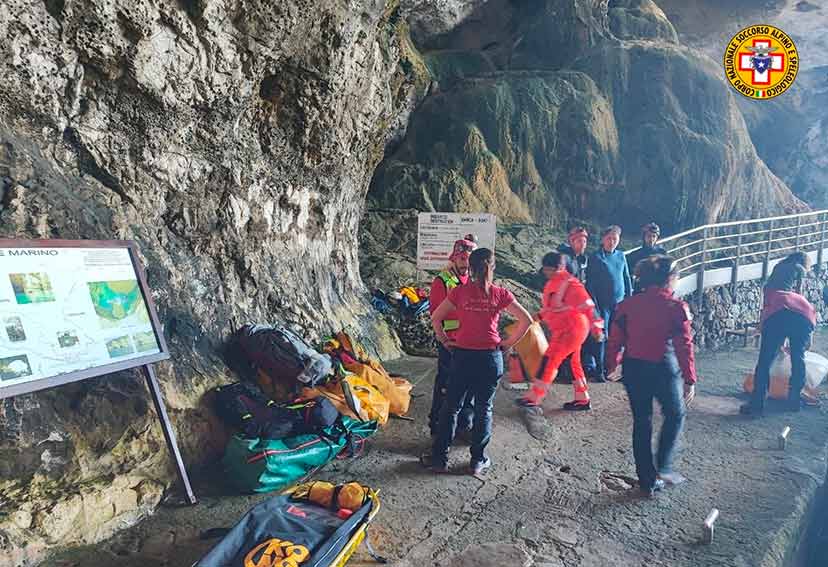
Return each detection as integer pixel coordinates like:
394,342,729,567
622,357,686,489
591,306,615,377
432,348,503,467
750,309,813,410
429,345,474,435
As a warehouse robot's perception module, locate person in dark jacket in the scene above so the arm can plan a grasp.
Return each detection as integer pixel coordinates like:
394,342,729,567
587,225,633,381
606,255,696,497
741,252,815,416
627,223,667,293
557,227,596,377
558,226,589,283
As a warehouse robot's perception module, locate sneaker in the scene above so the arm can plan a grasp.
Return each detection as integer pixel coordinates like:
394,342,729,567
515,397,540,408
739,403,764,417
658,472,687,486
563,400,592,411
470,457,492,476
640,478,665,497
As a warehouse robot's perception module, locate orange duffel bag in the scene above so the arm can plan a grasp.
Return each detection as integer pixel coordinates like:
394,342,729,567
503,321,549,383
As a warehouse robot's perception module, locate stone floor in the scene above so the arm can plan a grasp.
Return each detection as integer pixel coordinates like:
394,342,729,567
46,332,828,567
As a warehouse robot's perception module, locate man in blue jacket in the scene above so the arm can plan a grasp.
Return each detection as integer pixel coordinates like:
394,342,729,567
587,225,633,381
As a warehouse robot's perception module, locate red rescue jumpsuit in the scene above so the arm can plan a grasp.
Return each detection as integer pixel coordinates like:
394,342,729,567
525,270,604,405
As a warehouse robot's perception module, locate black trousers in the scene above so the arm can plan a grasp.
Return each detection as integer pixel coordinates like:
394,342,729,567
749,309,813,410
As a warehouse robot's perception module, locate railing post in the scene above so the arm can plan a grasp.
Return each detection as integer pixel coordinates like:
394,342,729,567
731,224,743,295
795,215,802,251
819,212,827,271
763,219,774,280
697,226,708,308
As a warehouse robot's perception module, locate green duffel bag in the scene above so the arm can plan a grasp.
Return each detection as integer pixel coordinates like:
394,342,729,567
222,417,378,494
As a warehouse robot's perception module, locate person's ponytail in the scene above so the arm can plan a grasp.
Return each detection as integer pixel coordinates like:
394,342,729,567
469,248,494,296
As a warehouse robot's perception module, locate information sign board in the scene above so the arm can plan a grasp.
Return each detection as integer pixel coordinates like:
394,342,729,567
417,213,497,271
0,240,168,399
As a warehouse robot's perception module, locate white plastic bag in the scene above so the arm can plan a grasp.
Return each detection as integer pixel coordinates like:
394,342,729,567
804,351,828,389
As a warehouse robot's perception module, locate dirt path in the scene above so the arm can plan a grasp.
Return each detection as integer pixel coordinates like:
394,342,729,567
48,333,828,567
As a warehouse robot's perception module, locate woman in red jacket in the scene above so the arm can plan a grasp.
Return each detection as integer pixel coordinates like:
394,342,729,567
741,252,816,416
517,252,605,410
606,255,697,497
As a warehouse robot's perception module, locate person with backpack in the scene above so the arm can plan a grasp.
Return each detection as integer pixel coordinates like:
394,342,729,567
428,235,478,437
606,255,697,497
587,225,633,381
426,248,533,475
516,252,605,411
626,223,667,293
741,252,816,416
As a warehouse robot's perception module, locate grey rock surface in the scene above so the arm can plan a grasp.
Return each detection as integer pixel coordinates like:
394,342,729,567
0,0,420,562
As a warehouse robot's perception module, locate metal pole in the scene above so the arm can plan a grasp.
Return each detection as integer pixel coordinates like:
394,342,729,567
818,212,827,270
795,215,802,251
763,219,774,280
731,224,743,295
143,364,197,505
697,227,708,309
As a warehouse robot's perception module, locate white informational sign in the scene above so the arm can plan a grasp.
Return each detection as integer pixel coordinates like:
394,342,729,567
417,212,497,271
0,246,162,390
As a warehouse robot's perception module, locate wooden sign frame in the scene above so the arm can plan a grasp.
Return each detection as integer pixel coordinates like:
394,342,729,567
0,239,196,504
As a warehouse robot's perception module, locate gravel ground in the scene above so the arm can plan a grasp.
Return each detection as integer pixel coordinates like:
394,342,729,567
47,332,828,567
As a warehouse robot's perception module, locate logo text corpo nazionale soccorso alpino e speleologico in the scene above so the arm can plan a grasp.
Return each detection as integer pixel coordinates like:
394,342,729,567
724,24,799,100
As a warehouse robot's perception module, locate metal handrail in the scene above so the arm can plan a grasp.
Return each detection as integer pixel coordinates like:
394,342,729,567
626,208,828,305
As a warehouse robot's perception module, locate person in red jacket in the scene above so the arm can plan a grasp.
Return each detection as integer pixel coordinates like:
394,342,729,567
517,252,605,411
741,252,816,416
606,255,697,497
428,235,478,436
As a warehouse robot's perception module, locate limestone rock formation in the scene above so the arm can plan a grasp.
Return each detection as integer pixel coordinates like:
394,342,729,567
656,0,828,210
0,0,421,563
368,0,804,232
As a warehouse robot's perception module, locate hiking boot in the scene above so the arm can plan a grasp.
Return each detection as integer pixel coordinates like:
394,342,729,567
739,403,764,417
640,478,665,498
589,372,607,383
470,457,491,476
658,472,687,486
420,453,449,474
515,397,540,408
563,399,592,411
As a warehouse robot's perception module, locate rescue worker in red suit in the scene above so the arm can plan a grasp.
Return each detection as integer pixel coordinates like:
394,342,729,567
517,252,604,411
606,255,697,497
428,235,478,436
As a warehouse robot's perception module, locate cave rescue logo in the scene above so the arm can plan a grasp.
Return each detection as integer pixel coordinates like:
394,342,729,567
723,24,799,100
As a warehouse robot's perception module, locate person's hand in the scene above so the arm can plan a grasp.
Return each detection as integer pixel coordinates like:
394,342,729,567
683,383,695,407
499,339,516,351
593,330,606,343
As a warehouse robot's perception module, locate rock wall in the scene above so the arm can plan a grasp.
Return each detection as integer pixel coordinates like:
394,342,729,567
655,0,828,210
367,0,806,232
0,0,423,563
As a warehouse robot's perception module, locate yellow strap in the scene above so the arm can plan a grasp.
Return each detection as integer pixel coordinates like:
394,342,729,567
442,320,460,332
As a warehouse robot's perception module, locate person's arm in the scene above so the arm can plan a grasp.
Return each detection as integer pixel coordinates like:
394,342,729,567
605,306,627,376
672,303,697,406
500,300,532,349
622,256,633,298
431,299,457,347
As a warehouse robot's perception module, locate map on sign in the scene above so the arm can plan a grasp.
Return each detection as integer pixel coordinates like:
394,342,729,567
417,212,497,271
0,246,162,389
